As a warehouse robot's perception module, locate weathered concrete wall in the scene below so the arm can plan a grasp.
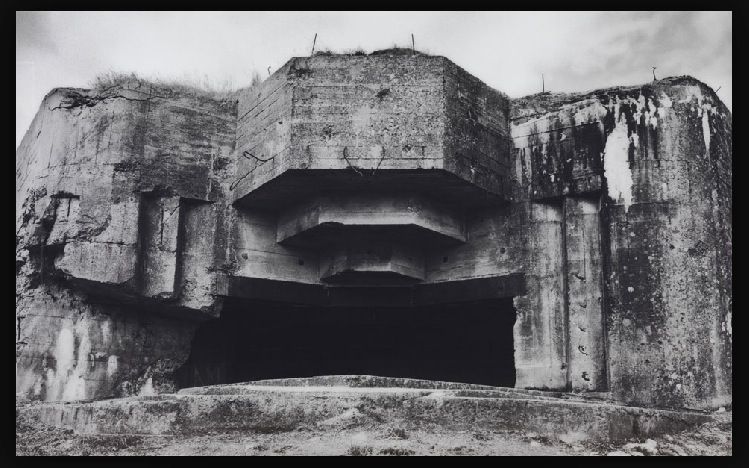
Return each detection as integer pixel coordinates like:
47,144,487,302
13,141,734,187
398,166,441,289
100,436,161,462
16,81,237,400
600,80,732,409
443,59,512,199
233,62,295,201
510,77,732,408
16,281,197,401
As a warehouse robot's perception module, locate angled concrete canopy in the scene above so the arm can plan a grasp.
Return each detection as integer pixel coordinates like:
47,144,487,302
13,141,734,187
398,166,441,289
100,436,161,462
232,53,512,210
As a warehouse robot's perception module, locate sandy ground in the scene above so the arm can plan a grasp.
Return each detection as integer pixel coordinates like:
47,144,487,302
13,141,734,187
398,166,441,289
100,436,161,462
16,401,731,456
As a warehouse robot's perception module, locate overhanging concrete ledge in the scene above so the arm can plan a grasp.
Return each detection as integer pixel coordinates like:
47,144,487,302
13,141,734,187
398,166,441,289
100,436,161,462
226,273,526,307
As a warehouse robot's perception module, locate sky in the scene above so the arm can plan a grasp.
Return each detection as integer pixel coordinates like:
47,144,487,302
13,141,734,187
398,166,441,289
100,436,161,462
16,11,732,147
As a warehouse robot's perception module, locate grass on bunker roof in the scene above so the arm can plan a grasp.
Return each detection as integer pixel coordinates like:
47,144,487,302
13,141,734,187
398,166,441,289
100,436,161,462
89,70,263,101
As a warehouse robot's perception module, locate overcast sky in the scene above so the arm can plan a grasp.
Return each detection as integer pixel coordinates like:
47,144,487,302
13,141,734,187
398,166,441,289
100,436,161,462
16,11,732,147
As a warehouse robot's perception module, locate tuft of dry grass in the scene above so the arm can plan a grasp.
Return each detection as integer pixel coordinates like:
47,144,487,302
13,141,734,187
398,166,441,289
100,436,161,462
89,70,264,101
310,46,427,57
379,447,416,456
341,47,367,56
385,427,409,440
347,445,373,456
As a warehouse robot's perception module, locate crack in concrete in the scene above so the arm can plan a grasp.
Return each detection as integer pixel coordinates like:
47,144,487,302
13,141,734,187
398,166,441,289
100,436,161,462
49,89,169,112
241,150,273,163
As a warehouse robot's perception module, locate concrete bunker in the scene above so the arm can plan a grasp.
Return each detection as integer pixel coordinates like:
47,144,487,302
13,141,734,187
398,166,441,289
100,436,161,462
176,297,517,388
15,50,731,412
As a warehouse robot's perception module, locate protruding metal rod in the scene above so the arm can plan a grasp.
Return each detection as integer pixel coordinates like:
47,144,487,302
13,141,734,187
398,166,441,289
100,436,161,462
311,33,317,56
542,73,545,93
652,66,657,81
411,33,415,53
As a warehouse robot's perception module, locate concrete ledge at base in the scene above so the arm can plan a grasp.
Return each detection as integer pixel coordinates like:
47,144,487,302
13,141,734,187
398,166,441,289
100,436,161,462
178,375,604,402
182,375,506,391
19,384,714,442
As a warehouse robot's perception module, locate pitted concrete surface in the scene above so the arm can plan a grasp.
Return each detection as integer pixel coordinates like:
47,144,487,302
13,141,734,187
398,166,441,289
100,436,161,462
17,391,731,456
179,375,612,402
17,376,717,447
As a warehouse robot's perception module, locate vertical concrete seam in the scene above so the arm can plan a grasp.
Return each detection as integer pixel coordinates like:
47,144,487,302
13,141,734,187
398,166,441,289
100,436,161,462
172,198,187,301
134,192,149,294
598,193,612,392
595,194,610,392
560,197,571,391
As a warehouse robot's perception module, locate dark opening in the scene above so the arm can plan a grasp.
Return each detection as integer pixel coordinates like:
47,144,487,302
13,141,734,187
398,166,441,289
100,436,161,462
176,298,516,388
